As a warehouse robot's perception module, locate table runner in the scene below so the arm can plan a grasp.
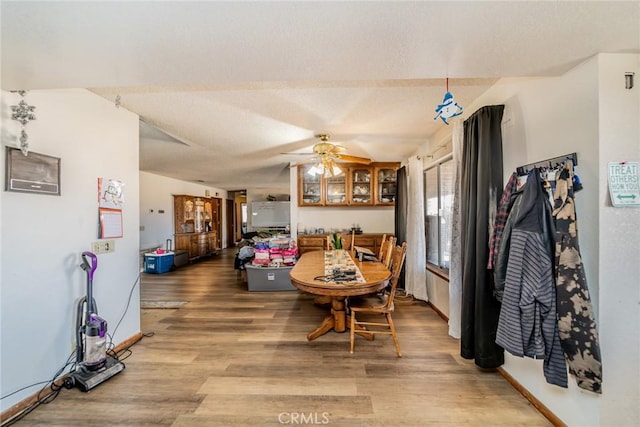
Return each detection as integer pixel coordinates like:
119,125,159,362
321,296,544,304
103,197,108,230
323,250,365,283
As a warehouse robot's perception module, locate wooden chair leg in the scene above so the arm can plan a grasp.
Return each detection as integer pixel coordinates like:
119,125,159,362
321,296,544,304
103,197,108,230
386,313,402,357
350,311,356,354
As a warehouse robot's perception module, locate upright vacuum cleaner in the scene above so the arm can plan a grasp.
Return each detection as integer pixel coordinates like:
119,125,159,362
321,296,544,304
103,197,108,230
66,251,125,391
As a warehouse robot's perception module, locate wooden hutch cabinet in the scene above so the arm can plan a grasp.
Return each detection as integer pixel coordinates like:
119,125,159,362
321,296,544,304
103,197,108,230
348,166,373,205
297,233,389,255
173,194,219,260
298,164,324,206
325,172,348,206
297,162,399,207
374,163,400,206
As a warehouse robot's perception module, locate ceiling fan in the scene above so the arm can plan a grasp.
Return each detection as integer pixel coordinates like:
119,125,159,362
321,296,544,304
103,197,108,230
284,134,372,166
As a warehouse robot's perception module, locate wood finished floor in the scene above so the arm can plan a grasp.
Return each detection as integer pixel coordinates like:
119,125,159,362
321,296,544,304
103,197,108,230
18,249,551,426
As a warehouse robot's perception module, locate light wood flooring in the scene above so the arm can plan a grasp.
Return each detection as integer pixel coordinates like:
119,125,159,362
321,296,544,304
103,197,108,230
17,248,551,426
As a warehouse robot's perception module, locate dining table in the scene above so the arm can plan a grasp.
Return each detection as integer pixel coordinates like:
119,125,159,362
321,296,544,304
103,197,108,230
289,249,392,341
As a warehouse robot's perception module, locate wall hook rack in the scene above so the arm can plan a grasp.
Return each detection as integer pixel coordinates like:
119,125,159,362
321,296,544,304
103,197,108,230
516,152,578,176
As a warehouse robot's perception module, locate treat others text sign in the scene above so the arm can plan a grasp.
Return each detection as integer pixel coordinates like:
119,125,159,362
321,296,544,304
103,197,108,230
608,162,640,207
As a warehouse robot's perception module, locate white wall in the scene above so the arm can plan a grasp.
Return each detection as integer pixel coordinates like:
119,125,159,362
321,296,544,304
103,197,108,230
424,54,639,426
0,89,140,411
294,206,395,235
139,172,228,250
596,53,640,427
426,273,449,317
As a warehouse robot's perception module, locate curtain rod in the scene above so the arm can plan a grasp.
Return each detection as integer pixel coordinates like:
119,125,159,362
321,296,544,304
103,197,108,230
424,152,453,170
516,152,578,176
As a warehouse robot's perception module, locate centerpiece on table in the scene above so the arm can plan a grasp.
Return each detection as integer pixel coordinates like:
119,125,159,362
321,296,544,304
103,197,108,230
329,233,348,264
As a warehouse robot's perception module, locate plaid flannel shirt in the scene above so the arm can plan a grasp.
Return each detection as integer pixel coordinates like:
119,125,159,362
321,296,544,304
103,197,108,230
487,172,518,269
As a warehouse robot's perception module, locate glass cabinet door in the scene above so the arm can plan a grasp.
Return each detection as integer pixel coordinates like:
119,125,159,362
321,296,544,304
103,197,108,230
376,167,397,205
174,195,196,233
298,164,323,206
194,199,205,232
349,167,373,205
182,197,196,232
325,173,347,205
204,200,213,232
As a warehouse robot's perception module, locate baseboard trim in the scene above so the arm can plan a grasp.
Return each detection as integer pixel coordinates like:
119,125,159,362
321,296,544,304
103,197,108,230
427,301,449,322
115,332,144,351
496,366,567,427
0,332,143,424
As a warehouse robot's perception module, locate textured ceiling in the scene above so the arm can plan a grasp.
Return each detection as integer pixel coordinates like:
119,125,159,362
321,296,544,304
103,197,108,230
2,1,638,190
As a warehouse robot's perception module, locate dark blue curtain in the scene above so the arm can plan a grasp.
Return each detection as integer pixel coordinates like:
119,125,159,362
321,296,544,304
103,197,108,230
460,105,505,369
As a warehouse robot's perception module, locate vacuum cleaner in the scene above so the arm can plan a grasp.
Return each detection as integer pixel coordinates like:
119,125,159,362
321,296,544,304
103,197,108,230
66,251,125,392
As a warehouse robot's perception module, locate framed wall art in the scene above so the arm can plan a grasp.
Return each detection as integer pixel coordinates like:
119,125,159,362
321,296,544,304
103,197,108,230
5,146,61,195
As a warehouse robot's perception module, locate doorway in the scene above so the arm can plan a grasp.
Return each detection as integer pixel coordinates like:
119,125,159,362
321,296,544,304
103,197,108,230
229,190,247,243
226,199,234,248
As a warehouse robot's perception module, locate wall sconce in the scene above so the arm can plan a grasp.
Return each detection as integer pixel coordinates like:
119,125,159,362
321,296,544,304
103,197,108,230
10,90,36,155
625,72,634,90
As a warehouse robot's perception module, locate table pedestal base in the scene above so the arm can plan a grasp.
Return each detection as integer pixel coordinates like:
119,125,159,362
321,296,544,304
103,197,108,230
306,297,375,341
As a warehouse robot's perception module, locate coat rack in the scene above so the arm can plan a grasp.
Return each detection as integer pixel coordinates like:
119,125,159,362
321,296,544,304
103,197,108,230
516,152,578,176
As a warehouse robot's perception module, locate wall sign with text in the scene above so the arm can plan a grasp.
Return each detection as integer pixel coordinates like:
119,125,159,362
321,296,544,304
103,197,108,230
608,162,639,207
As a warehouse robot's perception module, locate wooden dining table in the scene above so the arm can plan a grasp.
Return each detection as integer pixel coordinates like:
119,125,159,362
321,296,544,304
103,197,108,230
289,250,391,341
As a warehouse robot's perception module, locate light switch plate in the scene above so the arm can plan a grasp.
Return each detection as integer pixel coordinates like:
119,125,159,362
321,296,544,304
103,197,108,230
91,240,115,254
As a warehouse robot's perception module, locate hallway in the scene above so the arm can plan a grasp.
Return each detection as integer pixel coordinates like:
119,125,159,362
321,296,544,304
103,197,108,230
18,249,550,426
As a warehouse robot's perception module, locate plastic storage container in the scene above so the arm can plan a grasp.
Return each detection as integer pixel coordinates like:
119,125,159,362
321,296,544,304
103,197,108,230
144,252,174,274
173,250,189,268
245,264,296,291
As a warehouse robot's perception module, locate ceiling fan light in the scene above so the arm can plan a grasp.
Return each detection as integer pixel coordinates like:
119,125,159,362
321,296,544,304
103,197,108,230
320,158,334,177
308,164,320,176
331,164,342,176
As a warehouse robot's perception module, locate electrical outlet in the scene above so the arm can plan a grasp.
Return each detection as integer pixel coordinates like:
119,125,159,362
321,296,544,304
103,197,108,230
91,240,115,254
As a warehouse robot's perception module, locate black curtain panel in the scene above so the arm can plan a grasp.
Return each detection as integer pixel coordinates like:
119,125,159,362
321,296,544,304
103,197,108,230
460,105,505,369
394,166,408,289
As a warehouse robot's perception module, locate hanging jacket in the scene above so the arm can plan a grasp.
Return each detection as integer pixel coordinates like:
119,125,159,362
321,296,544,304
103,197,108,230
488,172,518,270
493,188,523,302
553,161,603,393
496,168,568,388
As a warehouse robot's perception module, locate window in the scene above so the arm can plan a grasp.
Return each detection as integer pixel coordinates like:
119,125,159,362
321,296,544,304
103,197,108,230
424,156,454,271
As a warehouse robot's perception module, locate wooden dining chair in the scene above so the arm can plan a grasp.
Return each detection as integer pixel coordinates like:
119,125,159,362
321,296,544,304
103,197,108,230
377,234,387,259
378,235,396,268
340,229,355,252
349,242,407,357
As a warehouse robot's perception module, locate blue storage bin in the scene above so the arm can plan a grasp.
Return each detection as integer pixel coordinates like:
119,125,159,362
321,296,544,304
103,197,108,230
145,252,174,274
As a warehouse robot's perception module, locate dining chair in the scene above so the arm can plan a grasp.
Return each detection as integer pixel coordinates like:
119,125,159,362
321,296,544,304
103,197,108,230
349,241,407,357
377,234,387,259
340,229,355,252
378,235,396,268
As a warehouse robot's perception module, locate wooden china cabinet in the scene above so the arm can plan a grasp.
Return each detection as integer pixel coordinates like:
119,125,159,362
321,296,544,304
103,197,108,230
348,166,373,205
325,173,348,206
297,162,399,207
374,163,399,206
298,164,324,206
173,195,220,260
297,233,389,255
